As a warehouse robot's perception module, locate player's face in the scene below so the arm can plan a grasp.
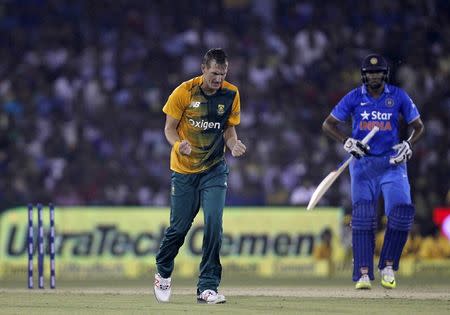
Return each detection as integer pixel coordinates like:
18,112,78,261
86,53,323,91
201,60,228,94
365,71,385,90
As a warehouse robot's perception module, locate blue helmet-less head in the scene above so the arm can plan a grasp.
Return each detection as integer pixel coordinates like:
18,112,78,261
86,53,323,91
360,54,389,85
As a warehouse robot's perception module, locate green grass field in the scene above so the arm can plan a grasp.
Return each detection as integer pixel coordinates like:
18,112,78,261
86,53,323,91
1,276,449,314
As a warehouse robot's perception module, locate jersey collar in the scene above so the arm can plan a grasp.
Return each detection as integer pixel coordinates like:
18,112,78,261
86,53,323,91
361,84,391,95
198,76,224,96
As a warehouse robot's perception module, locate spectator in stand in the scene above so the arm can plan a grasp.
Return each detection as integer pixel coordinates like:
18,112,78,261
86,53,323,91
401,223,423,258
0,1,447,248
418,225,450,259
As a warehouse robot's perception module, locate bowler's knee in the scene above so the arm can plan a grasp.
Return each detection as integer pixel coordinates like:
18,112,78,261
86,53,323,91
166,225,191,240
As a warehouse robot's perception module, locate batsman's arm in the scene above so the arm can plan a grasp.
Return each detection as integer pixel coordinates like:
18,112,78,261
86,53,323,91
322,115,347,143
407,117,425,146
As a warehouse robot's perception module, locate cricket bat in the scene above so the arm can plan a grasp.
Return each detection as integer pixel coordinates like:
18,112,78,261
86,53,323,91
306,126,380,211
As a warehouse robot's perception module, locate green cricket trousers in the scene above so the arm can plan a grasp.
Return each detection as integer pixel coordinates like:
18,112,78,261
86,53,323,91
156,161,229,294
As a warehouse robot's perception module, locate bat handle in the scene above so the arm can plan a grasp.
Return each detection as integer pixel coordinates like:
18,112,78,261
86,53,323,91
360,126,379,145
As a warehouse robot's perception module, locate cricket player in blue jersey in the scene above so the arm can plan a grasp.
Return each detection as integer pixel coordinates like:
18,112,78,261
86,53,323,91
322,54,424,289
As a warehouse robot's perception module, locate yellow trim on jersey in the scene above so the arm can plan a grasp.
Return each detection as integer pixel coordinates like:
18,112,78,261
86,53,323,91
163,76,240,174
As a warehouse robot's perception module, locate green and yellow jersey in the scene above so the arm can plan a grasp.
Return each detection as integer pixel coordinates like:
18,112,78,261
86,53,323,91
163,76,240,174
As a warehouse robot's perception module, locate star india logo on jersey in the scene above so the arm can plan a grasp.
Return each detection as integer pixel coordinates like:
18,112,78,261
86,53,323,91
359,110,393,131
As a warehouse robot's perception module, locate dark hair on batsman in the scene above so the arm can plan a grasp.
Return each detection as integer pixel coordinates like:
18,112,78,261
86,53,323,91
202,48,227,67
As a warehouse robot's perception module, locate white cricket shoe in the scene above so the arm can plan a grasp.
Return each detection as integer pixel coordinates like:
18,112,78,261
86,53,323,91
355,274,371,290
197,289,226,304
380,266,396,289
153,273,171,302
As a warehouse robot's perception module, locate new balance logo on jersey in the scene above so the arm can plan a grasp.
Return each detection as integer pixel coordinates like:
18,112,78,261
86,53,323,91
190,101,201,108
188,119,221,130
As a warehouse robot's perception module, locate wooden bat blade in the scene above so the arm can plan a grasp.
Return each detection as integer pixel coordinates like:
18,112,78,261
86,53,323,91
307,169,340,210
307,126,380,211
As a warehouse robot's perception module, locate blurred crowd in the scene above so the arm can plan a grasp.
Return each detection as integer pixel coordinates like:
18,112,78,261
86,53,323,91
0,1,449,234
313,221,450,268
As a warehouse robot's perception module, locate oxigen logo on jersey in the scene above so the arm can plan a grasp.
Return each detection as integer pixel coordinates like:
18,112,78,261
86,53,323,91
359,110,393,131
188,119,221,130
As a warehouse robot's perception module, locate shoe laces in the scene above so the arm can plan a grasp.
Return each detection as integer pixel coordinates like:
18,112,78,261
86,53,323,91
382,266,395,280
200,289,217,300
155,274,171,290
359,274,370,282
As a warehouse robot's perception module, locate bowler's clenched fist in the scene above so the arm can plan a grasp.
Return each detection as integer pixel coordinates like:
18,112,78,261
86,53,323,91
178,140,192,155
231,140,246,157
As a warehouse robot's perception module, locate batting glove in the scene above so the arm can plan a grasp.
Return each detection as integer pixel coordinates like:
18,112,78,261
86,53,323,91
343,138,370,159
389,140,412,165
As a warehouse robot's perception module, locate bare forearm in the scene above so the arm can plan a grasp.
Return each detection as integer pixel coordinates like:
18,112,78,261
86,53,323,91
408,118,425,146
224,125,246,157
164,115,181,146
322,117,346,143
224,126,238,150
164,121,191,155
164,127,180,146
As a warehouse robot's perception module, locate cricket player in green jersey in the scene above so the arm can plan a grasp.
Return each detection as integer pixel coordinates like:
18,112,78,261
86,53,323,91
153,48,246,304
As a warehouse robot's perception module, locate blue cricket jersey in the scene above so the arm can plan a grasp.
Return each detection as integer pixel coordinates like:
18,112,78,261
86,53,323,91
331,84,420,156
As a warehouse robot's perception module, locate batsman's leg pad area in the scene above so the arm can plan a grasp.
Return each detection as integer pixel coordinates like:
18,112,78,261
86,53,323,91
386,204,415,231
379,204,415,270
352,200,376,281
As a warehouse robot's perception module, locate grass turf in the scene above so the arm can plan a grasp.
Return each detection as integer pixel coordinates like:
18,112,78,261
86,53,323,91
1,276,449,315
